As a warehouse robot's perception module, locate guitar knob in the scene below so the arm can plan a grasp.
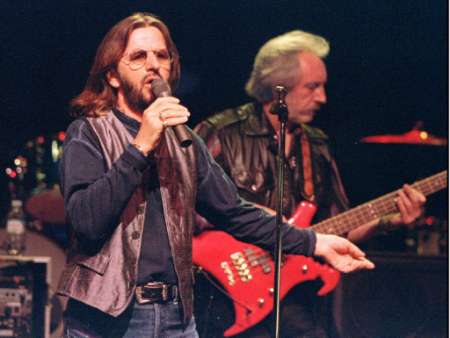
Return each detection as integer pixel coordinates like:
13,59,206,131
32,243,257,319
301,264,308,273
268,288,274,295
237,263,248,271
257,298,265,307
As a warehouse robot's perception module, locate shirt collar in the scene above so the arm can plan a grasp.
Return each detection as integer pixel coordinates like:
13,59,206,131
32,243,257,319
112,107,140,135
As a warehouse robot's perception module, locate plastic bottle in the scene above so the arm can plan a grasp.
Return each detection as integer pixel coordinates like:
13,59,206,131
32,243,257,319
5,199,26,255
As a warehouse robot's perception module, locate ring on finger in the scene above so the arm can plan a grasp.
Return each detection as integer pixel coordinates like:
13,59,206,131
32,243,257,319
162,120,168,127
159,111,164,121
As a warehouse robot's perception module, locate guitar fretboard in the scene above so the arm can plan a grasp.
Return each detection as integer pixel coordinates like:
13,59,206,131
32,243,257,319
311,171,447,236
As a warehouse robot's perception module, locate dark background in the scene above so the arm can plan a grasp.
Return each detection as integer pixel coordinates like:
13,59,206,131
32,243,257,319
0,1,448,222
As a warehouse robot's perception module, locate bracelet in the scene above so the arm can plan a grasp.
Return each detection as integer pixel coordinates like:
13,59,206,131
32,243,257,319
132,142,149,157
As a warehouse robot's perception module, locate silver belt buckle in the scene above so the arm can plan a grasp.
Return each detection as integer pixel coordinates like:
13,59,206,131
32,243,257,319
159,282,169,301
135,282,170,304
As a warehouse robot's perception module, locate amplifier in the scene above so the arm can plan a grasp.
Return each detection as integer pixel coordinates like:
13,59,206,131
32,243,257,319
0,255,51,338
331,252,448,338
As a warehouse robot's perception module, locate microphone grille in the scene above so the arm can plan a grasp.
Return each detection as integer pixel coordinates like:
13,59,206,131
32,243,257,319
151,79,171,97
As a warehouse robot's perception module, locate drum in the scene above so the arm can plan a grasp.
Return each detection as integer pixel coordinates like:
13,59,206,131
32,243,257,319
0,229,67,337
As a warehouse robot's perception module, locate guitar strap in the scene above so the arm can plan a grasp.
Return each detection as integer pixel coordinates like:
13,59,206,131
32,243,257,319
299,129,315,201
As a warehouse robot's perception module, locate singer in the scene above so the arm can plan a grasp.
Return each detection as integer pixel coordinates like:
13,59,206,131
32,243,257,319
58,13,375,338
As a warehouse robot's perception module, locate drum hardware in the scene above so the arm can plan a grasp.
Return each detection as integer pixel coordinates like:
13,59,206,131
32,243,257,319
360,121,447,146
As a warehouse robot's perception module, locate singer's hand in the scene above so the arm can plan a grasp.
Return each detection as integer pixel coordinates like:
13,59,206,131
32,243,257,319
314,233,375,273
133,96,190,155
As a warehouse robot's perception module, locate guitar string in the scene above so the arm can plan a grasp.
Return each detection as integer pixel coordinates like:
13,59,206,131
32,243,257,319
237,172,447,268
312,171,446,235
213,172,448,291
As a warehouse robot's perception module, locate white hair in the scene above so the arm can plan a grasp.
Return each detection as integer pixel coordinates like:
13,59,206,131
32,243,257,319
245,30,330,102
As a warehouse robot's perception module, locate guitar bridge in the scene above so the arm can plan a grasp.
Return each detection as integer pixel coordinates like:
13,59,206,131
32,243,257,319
230,252,253,282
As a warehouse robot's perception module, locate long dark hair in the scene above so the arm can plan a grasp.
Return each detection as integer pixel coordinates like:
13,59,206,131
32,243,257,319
70,12,180,117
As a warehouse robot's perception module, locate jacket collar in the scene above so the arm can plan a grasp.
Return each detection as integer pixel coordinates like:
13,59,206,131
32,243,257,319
240,102,274,136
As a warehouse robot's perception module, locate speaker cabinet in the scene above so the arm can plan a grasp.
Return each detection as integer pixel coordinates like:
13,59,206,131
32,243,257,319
331,253,448,338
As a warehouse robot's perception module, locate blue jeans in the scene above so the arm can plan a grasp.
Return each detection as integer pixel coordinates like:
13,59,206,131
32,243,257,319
64,299,199,338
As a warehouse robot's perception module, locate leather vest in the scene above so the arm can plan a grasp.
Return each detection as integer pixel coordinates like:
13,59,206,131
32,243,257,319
195,102,349,220
57,112,197,322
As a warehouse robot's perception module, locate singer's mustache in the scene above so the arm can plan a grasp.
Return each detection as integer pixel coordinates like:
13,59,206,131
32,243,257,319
143,73,162,85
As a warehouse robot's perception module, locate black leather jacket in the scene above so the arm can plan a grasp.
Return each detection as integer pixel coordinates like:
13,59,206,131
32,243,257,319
195,102,349,223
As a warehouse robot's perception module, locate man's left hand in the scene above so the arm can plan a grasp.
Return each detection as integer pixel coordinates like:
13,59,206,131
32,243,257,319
390,184,426,227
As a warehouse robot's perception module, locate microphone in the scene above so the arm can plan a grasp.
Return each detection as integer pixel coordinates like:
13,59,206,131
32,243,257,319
269,85,288,120
151,79,192,147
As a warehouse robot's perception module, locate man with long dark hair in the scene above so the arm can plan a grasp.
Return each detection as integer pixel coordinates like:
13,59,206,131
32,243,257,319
58,13,374,337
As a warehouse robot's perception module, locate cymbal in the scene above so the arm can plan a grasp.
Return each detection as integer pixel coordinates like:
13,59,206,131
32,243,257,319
25,187,66,224
360,129,447,146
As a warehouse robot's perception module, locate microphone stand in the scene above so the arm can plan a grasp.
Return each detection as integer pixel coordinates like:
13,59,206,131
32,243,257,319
270,85,289,338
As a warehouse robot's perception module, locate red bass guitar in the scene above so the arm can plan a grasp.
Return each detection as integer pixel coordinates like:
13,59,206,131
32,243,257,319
193,171,447,336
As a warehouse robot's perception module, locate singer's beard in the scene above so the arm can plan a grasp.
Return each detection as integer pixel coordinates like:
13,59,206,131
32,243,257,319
120,76,152,113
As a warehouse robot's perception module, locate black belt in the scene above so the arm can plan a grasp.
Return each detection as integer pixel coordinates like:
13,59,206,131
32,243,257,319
135,282,179,304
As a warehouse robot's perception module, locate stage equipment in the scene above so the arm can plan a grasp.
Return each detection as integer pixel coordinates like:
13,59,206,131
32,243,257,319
267,85,290,338
360,122,447,145
0,230,66,338
331,253,448,338
0,255,51,338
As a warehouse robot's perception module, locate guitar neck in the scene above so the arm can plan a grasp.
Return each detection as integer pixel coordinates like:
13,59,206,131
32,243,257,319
311,171,447,236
